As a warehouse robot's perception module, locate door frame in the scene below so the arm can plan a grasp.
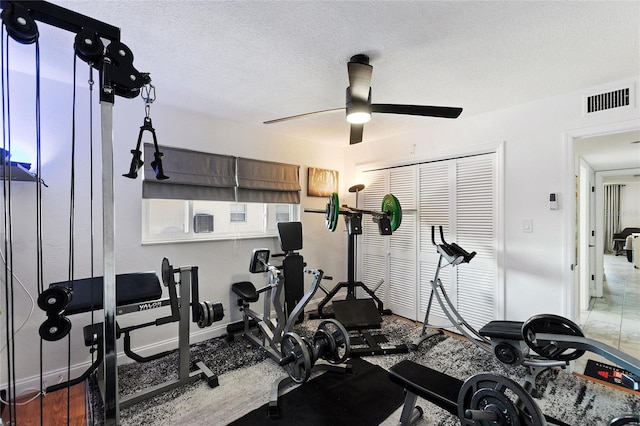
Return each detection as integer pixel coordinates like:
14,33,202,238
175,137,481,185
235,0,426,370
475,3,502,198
562,118,640,320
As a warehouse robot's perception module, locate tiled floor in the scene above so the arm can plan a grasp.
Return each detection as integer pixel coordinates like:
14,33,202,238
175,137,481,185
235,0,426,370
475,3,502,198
575,253,640,373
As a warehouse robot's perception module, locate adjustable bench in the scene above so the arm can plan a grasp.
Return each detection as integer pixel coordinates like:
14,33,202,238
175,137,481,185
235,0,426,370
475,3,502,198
388,360,553,426
388,360,462,425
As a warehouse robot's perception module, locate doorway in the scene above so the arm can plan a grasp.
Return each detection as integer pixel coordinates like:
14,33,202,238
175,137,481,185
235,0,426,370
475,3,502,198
569,121,640,322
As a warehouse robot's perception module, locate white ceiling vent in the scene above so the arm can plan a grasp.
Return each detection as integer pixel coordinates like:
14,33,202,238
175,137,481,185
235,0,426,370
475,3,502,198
584,86,632,115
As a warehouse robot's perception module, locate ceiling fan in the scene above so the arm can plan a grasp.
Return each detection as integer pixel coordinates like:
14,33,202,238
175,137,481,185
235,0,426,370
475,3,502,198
264,54,463,144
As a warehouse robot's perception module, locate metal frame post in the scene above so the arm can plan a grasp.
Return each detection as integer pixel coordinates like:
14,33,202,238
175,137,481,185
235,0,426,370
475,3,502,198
100,99,118,424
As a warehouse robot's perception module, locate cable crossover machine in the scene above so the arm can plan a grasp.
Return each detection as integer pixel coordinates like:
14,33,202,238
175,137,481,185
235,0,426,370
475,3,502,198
305,184,408,356
0,1,169,424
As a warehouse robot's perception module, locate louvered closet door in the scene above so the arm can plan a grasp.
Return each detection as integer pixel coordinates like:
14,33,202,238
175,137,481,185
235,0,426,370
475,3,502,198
361,170,389,303
455,155,496,331
387,166,417,319
418,160,455,326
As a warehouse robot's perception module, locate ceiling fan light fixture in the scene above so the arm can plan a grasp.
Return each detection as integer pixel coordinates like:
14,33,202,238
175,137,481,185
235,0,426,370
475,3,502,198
347,111,371,124
346,86,371,124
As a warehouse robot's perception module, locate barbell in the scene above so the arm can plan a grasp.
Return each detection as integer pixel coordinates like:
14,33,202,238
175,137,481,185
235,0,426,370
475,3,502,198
307,192,402,233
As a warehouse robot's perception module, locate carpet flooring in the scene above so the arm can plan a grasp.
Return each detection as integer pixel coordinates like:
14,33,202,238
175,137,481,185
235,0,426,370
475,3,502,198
88,315,640,425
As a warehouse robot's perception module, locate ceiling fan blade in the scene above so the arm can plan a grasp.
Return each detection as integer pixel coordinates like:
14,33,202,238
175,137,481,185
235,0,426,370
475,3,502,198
372,104,463,119
347,59,373,101
264,108,345,124
350,123,364,145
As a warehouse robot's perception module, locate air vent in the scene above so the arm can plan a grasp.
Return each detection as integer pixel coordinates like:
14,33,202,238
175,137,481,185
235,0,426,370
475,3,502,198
585,87,630,113
194,214,214,233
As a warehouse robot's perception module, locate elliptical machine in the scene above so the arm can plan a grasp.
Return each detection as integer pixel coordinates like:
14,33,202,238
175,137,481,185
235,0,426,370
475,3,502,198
227,222,351,417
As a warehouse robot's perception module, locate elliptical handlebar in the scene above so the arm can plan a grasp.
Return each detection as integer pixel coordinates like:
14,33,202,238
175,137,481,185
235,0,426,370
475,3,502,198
431,226,477,265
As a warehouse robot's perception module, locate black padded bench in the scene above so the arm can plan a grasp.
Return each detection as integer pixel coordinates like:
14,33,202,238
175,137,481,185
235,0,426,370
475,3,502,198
50,272,162,315
388,360,463,425
478,320,524,340
231,281,259,304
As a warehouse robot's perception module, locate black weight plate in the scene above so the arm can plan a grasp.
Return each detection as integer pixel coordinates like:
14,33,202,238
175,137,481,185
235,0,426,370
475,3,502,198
281,332,312,384
381,193,402,231
197,302,209,329
211,302,224,323
37,287,72,314
457,373,545,426
39,316,72,341
206,301,215,327
522,314,586,361
325,193,340,232
161,257,173,287
317,319,350,364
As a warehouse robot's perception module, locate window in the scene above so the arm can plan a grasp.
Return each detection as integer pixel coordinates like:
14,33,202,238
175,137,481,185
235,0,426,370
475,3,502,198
230,204,247,223
274,204,291,223
140,144,301,244
142,199,299,244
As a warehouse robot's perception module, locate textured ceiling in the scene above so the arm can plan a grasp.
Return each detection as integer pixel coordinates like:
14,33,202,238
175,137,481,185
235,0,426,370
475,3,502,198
6,1,640,161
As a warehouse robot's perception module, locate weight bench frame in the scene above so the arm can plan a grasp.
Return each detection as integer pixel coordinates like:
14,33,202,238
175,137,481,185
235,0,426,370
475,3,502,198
48,265,218,409
388,360,462,425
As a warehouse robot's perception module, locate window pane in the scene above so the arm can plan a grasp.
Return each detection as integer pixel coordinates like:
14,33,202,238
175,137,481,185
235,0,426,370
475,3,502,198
143,200,299,243
230,204,247,223
145,199,188,236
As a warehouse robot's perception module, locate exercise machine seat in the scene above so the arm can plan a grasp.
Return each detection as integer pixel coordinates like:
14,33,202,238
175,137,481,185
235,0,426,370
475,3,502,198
388,360,462,416
50,272,162,315
479,320,524,341
231,281,259,303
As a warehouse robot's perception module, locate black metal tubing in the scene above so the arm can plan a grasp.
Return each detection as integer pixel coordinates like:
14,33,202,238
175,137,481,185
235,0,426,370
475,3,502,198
0,0,120,41
46,343,104,393
123,332,172,363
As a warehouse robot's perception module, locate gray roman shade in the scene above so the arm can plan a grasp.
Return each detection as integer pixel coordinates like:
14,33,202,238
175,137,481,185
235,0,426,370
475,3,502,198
142,144,236,201
142,145,301,204
236,157,301,203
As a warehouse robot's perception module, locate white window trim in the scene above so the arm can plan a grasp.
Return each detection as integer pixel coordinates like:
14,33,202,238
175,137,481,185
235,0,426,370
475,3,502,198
142,200,299,245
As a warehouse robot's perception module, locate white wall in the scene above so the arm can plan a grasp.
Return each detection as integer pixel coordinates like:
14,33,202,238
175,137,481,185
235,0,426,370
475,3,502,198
1,72,347,391
343,77,640,322
620,182,640,230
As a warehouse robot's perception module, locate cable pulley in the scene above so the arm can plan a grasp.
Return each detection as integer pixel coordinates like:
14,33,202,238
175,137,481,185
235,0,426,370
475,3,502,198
37,287,73,341
74,28,105,65
39,316,72,342
37,286,72,314
0,3,38,45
